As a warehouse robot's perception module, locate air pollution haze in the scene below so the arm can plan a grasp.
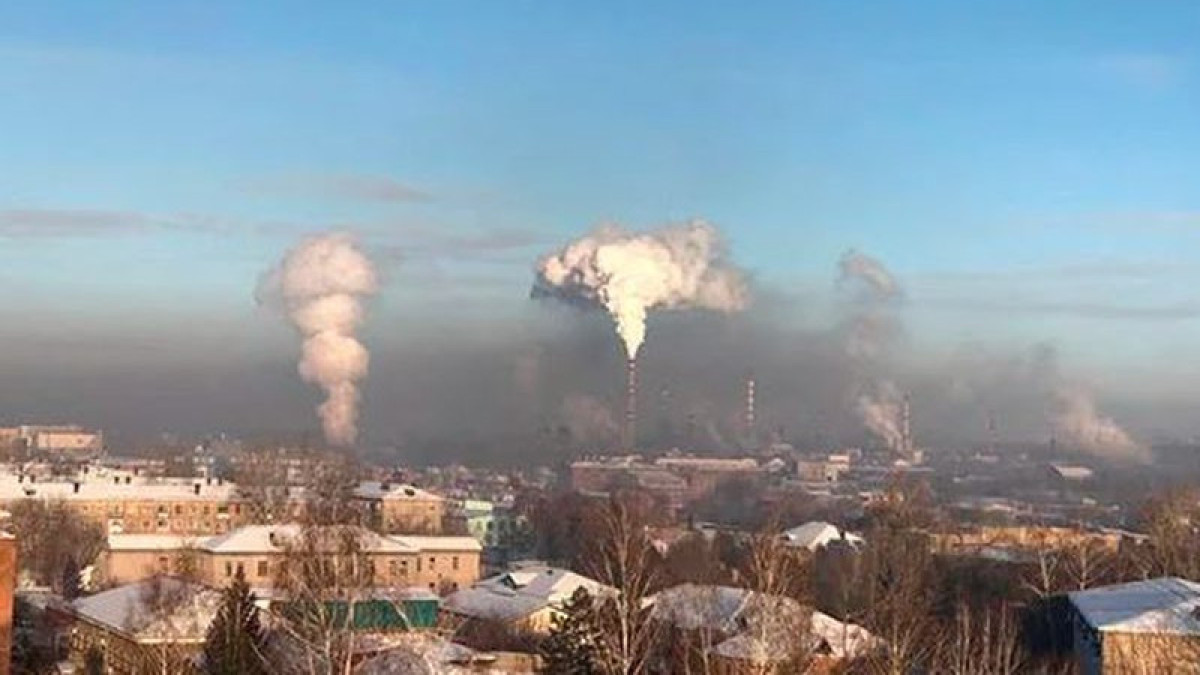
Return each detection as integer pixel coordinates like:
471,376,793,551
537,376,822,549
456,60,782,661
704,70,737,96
532,220,750,359
258,232,379,446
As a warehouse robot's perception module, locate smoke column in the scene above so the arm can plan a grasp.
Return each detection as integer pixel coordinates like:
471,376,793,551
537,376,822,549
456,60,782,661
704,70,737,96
533,220,750,359
856,380,905,452
259,233,378,446
837,248,909,449
1053,387,1147,462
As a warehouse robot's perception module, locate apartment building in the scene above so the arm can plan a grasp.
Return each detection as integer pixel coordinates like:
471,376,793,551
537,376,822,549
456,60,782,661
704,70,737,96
0,473,251,536
102,524,482,593
354,482,447,534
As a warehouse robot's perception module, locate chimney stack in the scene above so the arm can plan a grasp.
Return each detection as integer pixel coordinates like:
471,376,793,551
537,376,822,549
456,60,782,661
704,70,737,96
744,373,757,435
901,394,913,458
623,358,638,450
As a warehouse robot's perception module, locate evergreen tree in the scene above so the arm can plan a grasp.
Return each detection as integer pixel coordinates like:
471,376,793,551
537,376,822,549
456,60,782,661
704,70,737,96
202,569,268,675
60,555,81,600
541,587,603,674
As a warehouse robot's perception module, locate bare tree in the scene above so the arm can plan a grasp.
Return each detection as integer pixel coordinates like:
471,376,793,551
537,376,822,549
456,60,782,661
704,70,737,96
270,524,377,675
8,499,105,591
933,602,1025,675
580,493,665,675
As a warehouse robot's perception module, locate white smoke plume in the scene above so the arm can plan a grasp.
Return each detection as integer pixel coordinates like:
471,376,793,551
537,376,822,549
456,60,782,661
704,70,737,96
1053,387,1147,462
258,232,378,446
838,249,901,300
856,380,905,451
533,220,749,358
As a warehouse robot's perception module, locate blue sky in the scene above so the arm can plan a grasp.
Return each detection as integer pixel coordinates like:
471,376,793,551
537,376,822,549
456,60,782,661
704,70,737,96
1,2,1199,435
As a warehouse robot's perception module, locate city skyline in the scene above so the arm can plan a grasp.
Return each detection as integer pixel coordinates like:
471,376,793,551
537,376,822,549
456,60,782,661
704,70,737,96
1,2,1199,446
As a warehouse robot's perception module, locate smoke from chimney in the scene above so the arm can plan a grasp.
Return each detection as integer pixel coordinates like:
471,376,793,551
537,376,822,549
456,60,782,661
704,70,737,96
532,220,750,359
856,380,906,453
258,232,378,446
1053,386,1147,462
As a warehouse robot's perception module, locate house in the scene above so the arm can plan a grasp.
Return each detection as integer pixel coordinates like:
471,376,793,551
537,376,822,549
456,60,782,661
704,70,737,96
441,563,614,635
782,522,863,552
63,577,223,674
646,584,877,673
1070,577,1200,674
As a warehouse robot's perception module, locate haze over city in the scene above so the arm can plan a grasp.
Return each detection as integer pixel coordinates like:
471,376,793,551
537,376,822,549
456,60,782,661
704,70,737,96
2,1,1199,457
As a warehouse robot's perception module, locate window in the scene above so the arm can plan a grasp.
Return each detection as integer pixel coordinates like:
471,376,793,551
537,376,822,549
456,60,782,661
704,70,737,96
452,556,459,571
225,561,233,578
400,560,409,576
158,556,169,572
429,557,436,570
416,558,421,573
236,562,245,577
388,560,397,577
257,560,268,578
174,505,183,515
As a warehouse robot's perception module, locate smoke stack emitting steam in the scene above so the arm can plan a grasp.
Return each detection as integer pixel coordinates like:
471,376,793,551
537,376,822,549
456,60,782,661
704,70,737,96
259,233,378,446
533,220,750,359
533,220,750,448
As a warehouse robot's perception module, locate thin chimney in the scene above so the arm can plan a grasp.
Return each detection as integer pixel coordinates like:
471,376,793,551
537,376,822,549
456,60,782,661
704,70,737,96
623,358,638,450
744,373,757,434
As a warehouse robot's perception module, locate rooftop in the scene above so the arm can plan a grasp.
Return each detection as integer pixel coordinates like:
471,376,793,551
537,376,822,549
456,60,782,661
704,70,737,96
71,577,223,643
1071,577,1200,635
442,565,613,622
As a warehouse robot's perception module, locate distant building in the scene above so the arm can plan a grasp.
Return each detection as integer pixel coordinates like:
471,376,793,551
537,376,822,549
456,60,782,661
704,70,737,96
354,482,447,535
102,524,482,594
0,425,103,459
0,472,250,536
1070,577,1200,674
781,522,863,552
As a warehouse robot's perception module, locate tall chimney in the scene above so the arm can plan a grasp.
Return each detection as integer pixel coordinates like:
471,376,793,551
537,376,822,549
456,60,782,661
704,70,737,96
623,358,638,450
744,373,756,435
901,394,913,458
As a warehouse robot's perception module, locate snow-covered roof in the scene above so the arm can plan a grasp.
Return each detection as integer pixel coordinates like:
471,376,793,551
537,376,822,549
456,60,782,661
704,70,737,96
353,634,492,674
649,584,877,663
1051,464,1094,480
71,577,222,643
442,565,613,622
1071,577,1200,635
647,584,805,633
200,524,417,555
0,475,241,502
354,482,444,502
392,536,481,552
782,521,863,551
107,534,202,551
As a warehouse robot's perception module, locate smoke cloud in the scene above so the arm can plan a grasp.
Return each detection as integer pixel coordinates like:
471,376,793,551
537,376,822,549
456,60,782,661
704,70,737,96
532,220,750,358
856,380,905,452
1053,386,1147,462
838,249,902,301
258,232,378,446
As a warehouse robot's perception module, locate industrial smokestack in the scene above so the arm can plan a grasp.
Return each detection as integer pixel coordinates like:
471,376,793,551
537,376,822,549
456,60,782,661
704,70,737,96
623,358,638,450
744,373,756,436
901,394,912,458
